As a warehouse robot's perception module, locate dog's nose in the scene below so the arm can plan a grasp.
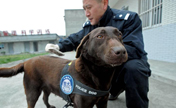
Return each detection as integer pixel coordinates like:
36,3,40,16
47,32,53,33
111,46,127,57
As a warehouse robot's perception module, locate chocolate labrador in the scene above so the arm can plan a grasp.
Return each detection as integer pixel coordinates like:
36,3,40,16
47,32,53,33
0,27,128,108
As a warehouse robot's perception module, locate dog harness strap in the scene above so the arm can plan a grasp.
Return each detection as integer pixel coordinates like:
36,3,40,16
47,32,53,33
60,64,73,102
63,102,73,108
73,80,109,97
60,62,109,103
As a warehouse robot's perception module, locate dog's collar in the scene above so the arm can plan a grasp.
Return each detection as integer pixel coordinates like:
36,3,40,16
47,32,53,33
60,62,109,102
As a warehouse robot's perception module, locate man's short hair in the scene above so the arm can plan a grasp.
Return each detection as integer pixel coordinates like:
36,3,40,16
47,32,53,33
96,0,102,3
96,0,108,3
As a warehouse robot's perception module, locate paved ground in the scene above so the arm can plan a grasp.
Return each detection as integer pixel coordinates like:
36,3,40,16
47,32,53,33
0,51,176,108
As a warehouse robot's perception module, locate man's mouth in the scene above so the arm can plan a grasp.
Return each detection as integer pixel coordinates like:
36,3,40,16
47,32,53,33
89,18,93,21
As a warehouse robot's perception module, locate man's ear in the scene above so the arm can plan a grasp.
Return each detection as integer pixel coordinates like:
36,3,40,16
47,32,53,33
75,33,90,58
103,0,108,10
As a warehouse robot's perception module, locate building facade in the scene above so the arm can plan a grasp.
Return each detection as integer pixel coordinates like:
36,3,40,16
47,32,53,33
64,0,176,63
110,0,176,63
0,33,59,55
65,9,87,36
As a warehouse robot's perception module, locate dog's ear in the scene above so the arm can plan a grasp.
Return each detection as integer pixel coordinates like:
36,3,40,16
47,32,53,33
75,33,90,58
113,29,123,43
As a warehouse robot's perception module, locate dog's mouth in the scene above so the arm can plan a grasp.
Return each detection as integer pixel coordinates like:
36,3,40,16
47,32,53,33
104,53,127,67
96,51,127,67
108,60,124,67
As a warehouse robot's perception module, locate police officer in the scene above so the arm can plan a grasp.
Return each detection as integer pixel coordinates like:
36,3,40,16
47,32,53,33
45,0,151,108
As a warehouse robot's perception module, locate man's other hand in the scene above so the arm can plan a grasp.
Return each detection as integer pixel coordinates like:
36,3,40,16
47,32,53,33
45,43,64,56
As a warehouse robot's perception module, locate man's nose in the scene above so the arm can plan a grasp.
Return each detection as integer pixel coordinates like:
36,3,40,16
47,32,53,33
85,10,90,17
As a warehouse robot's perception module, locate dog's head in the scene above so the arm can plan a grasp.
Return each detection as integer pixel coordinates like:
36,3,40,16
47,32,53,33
76,26,128,67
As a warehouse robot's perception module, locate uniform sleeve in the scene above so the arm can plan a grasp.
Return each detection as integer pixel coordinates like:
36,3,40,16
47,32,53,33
58,29,85,52
122,13,147,60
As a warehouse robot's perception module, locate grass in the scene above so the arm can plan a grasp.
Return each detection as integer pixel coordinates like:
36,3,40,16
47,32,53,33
0,52,49,64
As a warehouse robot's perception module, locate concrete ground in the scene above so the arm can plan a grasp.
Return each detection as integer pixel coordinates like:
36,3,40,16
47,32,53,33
0,51,176,108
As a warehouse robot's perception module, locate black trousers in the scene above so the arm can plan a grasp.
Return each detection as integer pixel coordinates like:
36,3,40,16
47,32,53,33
110,59,151,108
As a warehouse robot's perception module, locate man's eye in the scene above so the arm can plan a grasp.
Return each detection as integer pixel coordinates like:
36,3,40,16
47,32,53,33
97,35,104,39
87,6,91,9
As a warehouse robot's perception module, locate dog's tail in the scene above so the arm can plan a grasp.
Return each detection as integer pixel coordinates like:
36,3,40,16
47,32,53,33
0,63,24,77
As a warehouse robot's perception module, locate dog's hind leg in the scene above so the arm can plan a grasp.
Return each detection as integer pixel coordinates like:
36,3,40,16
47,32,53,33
24,86,42,108
26,90,42,108
43,90,56,108
23,75,42,108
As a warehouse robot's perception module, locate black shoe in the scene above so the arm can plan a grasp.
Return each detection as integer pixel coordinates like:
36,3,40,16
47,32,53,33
109,94,118,100
108,89,124,100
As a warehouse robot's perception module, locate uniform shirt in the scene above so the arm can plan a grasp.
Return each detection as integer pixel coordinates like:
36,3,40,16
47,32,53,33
58,6,147,60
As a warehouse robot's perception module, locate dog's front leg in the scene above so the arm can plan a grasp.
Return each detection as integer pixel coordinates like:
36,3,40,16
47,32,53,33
96,101,108,108
96,96,108,108
73,95,95,108
43,90,56,108
96,102,108,108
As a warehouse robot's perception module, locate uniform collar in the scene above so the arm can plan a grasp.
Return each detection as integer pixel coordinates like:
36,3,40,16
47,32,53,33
96,6,113,27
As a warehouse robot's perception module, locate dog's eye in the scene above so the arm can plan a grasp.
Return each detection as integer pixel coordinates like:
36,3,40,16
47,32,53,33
97,35,104,39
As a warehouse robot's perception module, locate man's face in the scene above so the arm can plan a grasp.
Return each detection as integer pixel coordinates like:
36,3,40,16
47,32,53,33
83,0,107,25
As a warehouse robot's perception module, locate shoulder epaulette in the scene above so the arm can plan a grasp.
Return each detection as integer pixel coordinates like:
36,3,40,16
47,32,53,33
83,21,91,28
113,12,130,20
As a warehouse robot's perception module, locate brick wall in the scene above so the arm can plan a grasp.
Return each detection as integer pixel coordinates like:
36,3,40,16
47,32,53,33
143,23,176,62
162,0,176,25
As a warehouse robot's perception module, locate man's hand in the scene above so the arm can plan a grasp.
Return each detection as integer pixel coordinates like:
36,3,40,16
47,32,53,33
45,43,64,56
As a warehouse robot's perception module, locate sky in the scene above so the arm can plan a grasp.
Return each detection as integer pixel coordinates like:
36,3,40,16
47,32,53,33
0,0,83,35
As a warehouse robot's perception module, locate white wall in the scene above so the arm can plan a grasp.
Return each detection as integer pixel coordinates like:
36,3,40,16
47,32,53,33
38,41,50,52
13,42,24,54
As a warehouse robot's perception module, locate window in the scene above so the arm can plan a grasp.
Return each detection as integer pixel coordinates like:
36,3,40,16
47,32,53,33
0,44,4,49
139,0,163,28
33,42,38,52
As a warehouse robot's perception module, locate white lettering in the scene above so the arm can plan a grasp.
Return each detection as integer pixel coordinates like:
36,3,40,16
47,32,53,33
88,91,97,95
75,85,87,93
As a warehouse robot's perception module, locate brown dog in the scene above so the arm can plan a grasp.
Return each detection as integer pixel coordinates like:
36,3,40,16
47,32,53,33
0,27,128,108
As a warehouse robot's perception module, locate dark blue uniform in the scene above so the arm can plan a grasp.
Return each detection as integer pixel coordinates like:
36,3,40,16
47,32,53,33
59,6,151,108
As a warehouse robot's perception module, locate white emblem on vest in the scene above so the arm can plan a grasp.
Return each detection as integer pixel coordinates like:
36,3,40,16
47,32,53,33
60,74,74,95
